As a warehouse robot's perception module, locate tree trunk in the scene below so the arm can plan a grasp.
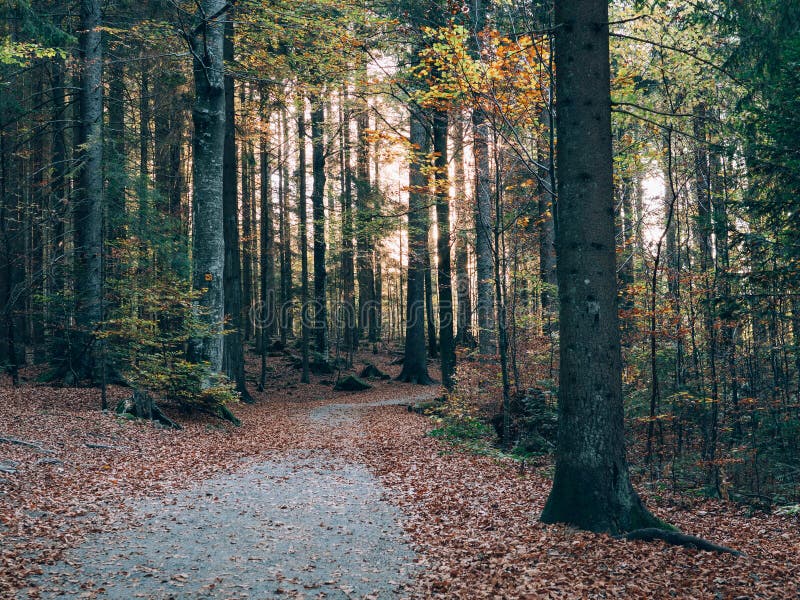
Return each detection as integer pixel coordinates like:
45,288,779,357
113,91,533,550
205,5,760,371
540,0,662,534
398,108,433,385
279,106,293,346
470,0,495,356
259,101,275,390
433,109,455,389
341,89,356,357
297,99,311,383
220,17,250,400
538,106,557,318
452,115,474,347
138,61,150,235
424,227,437,359
473,108,495,356
47,56,71,362
356,98,376,347
310,95,328,357
106,59,125,241
188,0,227,375
241,85,257,342
70,0,104,383
0,129,20,384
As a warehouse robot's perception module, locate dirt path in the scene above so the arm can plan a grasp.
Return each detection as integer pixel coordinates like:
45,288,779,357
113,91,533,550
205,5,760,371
25,395,432,599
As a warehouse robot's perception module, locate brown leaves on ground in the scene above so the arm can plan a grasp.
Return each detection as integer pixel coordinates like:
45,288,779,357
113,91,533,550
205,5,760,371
1,352,799,598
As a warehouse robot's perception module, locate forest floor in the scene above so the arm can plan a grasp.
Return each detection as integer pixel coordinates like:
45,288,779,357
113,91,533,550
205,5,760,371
1,350,799,598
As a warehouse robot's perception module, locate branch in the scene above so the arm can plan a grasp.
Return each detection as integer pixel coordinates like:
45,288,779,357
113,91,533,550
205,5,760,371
610,32,741,84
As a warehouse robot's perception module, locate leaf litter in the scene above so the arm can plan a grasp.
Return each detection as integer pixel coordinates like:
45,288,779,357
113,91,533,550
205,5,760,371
1,353,798,598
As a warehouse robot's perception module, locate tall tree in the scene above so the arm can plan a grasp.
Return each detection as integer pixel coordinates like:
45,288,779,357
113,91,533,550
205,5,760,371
341,88,357,357
69,0,104,383
187,0,227,375
398,108,433,384
433,109,455,388
471,0,495,355
259,102,275,391
355,96,377,348
297,99,311,383
452,115,474,347
310,95,328,357
540,0,662,533
221,16,250,401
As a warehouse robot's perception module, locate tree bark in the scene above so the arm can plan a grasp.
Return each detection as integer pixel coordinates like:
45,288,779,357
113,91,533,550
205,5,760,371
341,89,356,356
356,98,377,347
433,109,455,388
538,106,557,318
279,106,293,346
452,115,474,347
106,59,125,241
397,108,433,385
540,0,662,533
423,227,437,359
470,0,495,356
259,101,275,390
310,95,328,357
70,0,104,383
220,17,250,401
188,0,227,375
297,99,311,383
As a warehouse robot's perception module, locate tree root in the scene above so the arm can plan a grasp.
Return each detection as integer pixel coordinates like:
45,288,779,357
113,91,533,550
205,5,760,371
0,436,54,454
617,528,742,556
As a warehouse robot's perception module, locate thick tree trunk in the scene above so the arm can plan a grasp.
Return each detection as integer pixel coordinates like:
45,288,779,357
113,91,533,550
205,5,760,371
398,109,433,385
540,0,661,534
188,0,227,375
70,0,104,383
433,110,455,389
310,96,328,358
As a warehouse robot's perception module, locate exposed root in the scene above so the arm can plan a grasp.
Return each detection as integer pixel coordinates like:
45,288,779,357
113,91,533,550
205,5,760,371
618,528,742,556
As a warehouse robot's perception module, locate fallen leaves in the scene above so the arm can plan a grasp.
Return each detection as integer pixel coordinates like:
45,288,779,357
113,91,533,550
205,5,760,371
1,352,799,598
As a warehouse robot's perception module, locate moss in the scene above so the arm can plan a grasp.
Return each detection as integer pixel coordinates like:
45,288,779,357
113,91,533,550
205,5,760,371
333,375,372,392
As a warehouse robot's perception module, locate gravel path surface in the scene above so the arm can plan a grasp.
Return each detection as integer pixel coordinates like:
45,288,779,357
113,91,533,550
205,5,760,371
28,401,421,599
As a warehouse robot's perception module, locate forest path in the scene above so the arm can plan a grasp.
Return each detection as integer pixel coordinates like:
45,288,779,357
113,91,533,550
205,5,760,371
25,389,436,599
